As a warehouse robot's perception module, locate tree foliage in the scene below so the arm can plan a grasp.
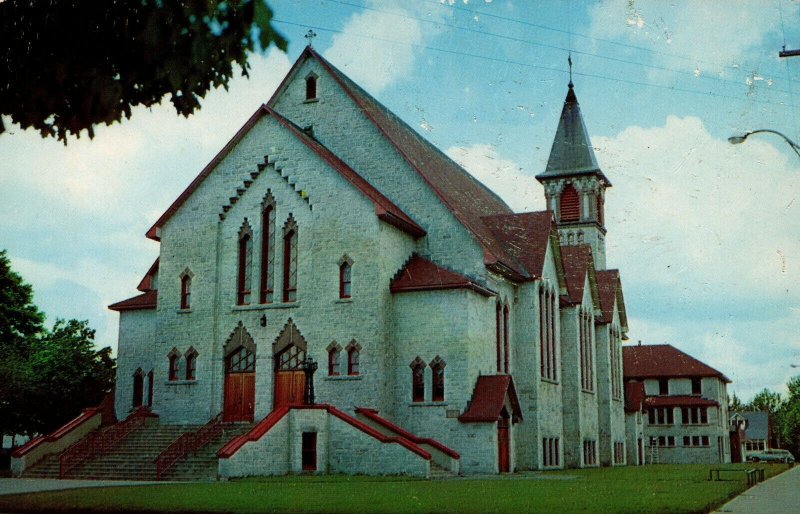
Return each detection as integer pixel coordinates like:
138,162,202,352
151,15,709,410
0,0,287,142
0,252,115,438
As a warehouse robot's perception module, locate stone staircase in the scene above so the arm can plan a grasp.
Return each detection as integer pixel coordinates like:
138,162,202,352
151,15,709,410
22,419,253,481
429,462,457,480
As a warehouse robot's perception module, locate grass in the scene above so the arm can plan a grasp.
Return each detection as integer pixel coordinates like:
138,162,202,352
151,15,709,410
0,463,790,514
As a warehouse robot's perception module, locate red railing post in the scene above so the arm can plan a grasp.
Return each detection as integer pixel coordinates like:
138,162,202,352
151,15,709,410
154,413,222,480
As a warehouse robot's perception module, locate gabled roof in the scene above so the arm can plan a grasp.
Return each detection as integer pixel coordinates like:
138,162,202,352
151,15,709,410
459,375,523,423
560,244,599,307
595,269,628,331
108,290,157,312
145,104,425,241
481,211,565,283
645,396,719,408
136,258,159,292
536,83,610,184
390,254,495,297
738,411,769,439
624,381,646,413
270,47,528,280
623,344,731,383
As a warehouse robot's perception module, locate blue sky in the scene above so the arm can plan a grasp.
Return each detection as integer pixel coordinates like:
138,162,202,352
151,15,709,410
1,0,799,401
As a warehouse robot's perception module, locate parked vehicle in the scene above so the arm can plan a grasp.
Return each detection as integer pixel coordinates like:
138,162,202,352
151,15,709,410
746,449,795,463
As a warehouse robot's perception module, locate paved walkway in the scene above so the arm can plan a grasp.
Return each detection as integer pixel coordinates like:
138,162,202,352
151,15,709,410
0,478,164,497
715,465,800,513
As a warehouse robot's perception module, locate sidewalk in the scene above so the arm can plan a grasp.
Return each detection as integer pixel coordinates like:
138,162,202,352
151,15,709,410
0,478,163,497
715,465,800,513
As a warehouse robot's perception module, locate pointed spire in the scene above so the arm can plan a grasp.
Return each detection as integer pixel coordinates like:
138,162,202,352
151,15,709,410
536,80,607,182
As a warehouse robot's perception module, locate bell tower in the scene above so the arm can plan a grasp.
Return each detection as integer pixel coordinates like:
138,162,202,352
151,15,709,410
536,79,611,270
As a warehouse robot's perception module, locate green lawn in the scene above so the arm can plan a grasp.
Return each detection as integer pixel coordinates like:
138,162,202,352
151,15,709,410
0,463,789,514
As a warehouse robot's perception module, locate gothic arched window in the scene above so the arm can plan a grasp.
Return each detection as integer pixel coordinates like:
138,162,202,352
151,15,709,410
327,343,341,376
430,356,446,402
410,357,425,402
180,273,191,309
339,261,352,299
560,184,580,222
306,75,317,101
283,217,298,302
346,341,361,376
132,368,144,407
260,194,276,304
237,222,253,305
185,347,198,381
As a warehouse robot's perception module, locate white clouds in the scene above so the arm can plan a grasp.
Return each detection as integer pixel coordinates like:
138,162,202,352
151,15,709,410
323,1,445,94
586,0,797,77
445,143,545,212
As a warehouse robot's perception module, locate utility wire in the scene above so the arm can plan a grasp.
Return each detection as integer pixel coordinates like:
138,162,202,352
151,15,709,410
273,18,794,110
322,0,794,97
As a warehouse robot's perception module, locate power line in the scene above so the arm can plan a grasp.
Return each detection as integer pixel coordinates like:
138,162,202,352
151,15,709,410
273,18,794,110
322,0,795,98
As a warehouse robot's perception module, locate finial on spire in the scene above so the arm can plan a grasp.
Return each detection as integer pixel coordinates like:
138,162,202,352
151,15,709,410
305,29,317,47
568,53,573,88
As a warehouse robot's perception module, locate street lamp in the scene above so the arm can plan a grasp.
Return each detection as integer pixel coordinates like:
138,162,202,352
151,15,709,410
728,129,800,159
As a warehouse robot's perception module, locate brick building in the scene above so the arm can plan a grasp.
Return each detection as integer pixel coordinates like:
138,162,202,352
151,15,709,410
107,46,630,477
623,344,732,464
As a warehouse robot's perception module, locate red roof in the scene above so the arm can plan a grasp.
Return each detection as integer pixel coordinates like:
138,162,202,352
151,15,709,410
136,258,159,292
108,290,157,312
623,344,731,383
560,245,596,305
390,254,495,297
645,396,719,408
595,269,620,324
481,211,560,280
459,375,523,423
624,381,646,413
274,47,528,280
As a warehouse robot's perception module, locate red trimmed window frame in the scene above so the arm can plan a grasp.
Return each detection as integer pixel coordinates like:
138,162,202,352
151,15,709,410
180,274,191,309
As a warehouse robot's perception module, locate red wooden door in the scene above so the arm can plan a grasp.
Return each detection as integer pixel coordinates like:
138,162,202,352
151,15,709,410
223,372,255,422
498,416,510,473
274,370,305,408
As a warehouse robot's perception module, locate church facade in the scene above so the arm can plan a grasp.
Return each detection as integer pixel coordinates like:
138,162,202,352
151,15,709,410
109,46,629,476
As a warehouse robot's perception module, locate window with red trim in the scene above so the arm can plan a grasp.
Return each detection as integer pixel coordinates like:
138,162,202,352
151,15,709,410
168,351,180,381
339,262,352,298
411,358,425,402
180,274,191,309
260,197,276,304
185,348,198,381
328,347,340,376
283,217,298,302
560,184,580,222
347,346,360,375
237,224,253,305
430,357,445,402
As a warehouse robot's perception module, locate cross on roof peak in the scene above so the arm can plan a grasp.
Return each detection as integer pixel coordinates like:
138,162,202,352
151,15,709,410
305,29,317,47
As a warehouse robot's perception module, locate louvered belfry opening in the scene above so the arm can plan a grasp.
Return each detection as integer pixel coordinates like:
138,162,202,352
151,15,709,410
559,184,580,222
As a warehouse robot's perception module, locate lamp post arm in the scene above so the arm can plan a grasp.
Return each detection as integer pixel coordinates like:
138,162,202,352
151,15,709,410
745,129,800,158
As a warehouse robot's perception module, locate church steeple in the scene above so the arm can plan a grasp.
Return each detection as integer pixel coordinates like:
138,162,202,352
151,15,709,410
536,78,611,270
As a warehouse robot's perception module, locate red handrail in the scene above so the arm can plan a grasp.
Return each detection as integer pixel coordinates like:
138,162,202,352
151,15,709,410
154,413,222,480
59,407,150,478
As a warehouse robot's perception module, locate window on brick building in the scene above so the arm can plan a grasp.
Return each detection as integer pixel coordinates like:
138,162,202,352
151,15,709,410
542,437,560,467
339,259,352,299
579,309,594,391
583,440,597,465
496,302,503,372
146,369,154,407
180,273,191,309
305,75,317,101
503,304,510,373
283,216,298,302
648,407,674,425
168,348,181,381
185,347,198,381
411,357,425,402
560,184,580,222
327,343,341,376
132,368,144,408
260,194,276,304
681,406,709,425
346,341,361,376
658,378,669,395
237,222,253,305
691,378,702,395
430,356,445,402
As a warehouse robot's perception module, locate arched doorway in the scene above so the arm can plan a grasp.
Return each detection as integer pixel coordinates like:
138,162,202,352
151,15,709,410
498,408,510,473
223,323,256,422
273,319,307,409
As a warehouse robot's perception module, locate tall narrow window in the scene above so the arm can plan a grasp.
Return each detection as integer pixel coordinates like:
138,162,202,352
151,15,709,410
503,304,510,373
305,75,317,100
260,195,276,304
347,341,360,376
237,222,253,305
496,302,503,372
596,193,604,226
339,261,352,298
411,357,425,402
185,347,198,381
180,274,191,309
327,343,341,376
539,285,547,378
560,184,580,222
283,217,298,302
146,370,154,407
691,378,702,395
659,378,669,395
132,368,144,408
430,356,446,402
168,348,180,381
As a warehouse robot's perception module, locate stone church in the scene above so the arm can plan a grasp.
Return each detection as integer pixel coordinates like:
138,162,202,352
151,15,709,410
108,46,629,477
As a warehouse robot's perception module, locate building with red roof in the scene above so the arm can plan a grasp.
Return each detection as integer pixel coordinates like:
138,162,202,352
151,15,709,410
623,343,732,464
12,46,641,480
